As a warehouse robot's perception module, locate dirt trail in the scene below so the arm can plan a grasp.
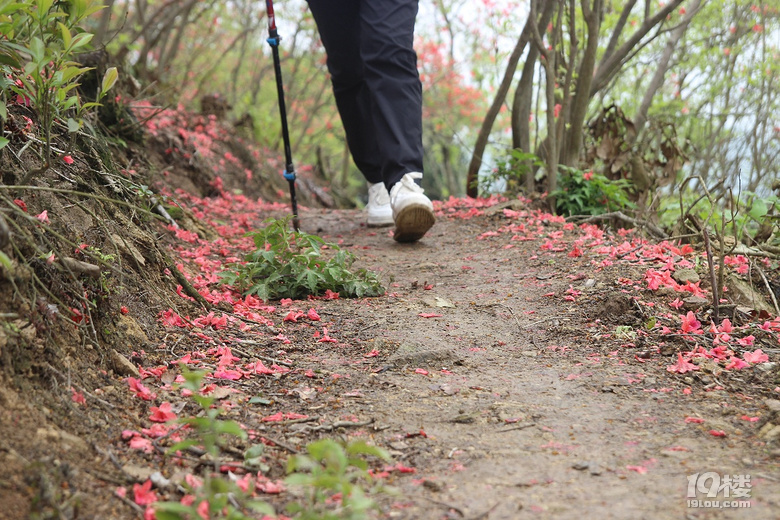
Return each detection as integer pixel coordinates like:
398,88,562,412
2,196,779,520
302,208,780,519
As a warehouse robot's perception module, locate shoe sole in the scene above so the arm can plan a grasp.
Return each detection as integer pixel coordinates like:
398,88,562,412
393,204,435,243
367,217,394,227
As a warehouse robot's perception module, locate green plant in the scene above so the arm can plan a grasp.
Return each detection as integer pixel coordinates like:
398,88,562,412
154,369,273,519
0,0,118,158
478,149,542,195
285,439,391,520
552,166,635,217
659,188,779,246
169,369,248,461
221,217,385,300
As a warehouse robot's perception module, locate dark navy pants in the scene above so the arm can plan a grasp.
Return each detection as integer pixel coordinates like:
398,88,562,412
307,0,424,189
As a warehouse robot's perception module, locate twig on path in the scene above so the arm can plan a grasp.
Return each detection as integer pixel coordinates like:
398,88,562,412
258,434,300,454
615,244,644,259
756,267,780,316
474,303,522,332
497,421,536,433
168,263,212,310
467,503,499,520
300,418,375,434
701,227,720,323
571,211,668,240
114,492,145,517
406,494,464,517
93,445,124,471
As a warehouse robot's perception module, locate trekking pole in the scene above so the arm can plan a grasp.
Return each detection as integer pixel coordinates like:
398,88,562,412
265,0,300,231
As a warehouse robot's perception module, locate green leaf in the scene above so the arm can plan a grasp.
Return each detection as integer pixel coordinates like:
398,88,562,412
749,198,768,220
101,66,118,95
167,439,200,454
0,251,13,270
70,32,93,50
244,444,265,460
215,419,247,439
0,52,21,68
57,21,71,49
67,117,80,132
0,136,9,151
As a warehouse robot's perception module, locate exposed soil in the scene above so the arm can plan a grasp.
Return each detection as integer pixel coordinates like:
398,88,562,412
1,106,780,520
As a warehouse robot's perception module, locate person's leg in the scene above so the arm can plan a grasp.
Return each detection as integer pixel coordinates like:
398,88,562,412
307,0,383,184
359,0,424,189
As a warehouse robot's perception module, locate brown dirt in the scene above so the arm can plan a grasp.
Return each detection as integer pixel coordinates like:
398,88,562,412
1,107,779,520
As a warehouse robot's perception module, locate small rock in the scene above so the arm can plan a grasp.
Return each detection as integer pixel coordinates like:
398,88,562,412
521,351,538,357
122,464,155,482
683,296,709,310
110,349,140,377
673,268,700,284
572,461,590,471
388,441,409,451
422,479,444,492
760,424,780,441
765,399,780,413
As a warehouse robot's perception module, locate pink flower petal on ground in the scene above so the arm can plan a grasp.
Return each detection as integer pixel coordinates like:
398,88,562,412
133,480,157,506
740,416,760,422
725,356,750,370
626,465,648,474
667,353,699,374
418,313,442,318
364,349,379,358
259,480,285,494
684,417,705,424
214,368,243,380
306,308,321,321
71,387,86,405
744,349,769,364
709,430,727,437
129,436,154,453
127,377,157,400
680,311,702,333
62,155,74,165
149,402,177,422
414,368,429,376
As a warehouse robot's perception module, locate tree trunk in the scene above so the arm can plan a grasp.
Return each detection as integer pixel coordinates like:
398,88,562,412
589,0,686,96
632,0,700,137
561,0,602,167
465,4,536,198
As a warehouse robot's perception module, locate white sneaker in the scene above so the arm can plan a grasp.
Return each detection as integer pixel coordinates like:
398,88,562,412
389,172,435,243
366,182,394,227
